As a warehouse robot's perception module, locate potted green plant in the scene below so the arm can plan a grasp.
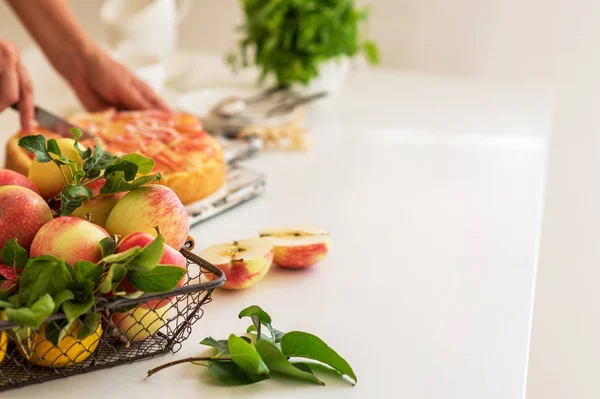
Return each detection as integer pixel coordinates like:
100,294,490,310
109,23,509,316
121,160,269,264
227,0,380,93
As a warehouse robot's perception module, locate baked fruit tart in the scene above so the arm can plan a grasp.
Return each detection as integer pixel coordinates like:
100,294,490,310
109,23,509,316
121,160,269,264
5,109,225,205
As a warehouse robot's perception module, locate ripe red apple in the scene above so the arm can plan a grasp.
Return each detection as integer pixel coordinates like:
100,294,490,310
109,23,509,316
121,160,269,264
0,169,40,194
0,265,19,293
259,227,331,268
105,185,190,249
199,238,274,289
0,185,53,252
115,232,187,308
30,217,110,266
71,178,125,227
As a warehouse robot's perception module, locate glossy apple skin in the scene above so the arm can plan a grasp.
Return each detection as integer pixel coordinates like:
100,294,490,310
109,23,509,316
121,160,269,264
28,138,84,200
0,169,40,194
112,304,170,342
30,217,110,266
0,185,53,252
274,241,330,268
115,232,187,308
105,185,189,250
0,264,19,293
206,247,274,290
71,178,125,227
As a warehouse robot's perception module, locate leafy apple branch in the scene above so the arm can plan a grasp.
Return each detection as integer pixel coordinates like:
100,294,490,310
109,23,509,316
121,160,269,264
146,305,357,387
18,128,161,216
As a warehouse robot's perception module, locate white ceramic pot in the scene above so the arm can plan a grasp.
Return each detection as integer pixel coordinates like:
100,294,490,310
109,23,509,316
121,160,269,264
293,56,350,95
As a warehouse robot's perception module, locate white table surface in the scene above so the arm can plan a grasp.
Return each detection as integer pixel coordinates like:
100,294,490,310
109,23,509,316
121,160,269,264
0,50,553,399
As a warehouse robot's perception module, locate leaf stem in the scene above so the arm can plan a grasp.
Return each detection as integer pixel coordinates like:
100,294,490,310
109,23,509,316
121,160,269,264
58,165,69,185
146,356,232,378
82,176,103,187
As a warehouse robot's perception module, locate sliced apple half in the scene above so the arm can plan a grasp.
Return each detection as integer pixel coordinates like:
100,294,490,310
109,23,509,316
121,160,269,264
259,227,331,269
199,238,274,289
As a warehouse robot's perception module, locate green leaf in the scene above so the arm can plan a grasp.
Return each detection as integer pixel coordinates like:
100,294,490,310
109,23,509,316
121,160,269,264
200,337,229,356
52,289,75,312
84,140,117,178
100,171,162,195
44,319,72,346
98,237,117,258
46,138,61,156
70,128,92,160
126,233,165,271
208,361,270,386
73,170,86,185
1,238,28,268
101,247,141,264
127,265,186,293
116,154,156,175
19,256,72,307
60,184,93,216
281,331,357,384
73,261,103,283
103,160,139,181
62,294,94,322
98,263,127,294
247,324,285,343
239,305,280,341
4,294,55,328
228,334,269,375
18,135,52,162
255,340,324,385
363,40,380,65
0,299,14,309
78,312,100,339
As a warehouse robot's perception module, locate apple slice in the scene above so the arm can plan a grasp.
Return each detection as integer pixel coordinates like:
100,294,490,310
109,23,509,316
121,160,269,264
199,238,274,290
259,227,331,269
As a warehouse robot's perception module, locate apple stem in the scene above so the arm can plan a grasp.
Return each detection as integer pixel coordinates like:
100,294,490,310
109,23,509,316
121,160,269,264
146,356,232,378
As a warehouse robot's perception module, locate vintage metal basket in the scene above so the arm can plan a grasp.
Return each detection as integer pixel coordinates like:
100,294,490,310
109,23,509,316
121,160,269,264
0,246,225,391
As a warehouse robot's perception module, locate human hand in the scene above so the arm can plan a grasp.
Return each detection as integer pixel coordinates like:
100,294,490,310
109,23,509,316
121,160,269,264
61,45,170,112
0,38,34,131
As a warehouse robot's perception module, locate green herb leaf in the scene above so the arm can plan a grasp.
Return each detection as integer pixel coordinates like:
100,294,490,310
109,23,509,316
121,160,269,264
44,319,72,346
98,237,117,258
363,40,380,65
4,293,55,328
100,247,141,264
1,238,28,268
78,312,100,339
127,265,186,293
208,361,270,386
98,263,127,294
52,289,75,312
228,334,269,375
200,337,230,356
70,128,92,160
73,261,103,283
281,331,357,385
84,140,117,178
100,171,162,195
18,135,52,162
19,256,72,307
103,160,139,181
239,305,279,341
255,339,324,385
62,293,94,322
125,233,165,271
247,324,285,343
60,184,93,216
115,154,156,175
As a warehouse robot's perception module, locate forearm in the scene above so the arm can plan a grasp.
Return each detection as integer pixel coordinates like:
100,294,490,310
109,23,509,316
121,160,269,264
5,0,95,78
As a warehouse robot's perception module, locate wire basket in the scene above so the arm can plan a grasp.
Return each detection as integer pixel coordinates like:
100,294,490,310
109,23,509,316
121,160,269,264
0,247,225,391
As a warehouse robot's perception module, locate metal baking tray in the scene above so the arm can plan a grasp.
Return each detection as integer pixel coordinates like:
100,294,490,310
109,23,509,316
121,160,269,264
186,165,265,227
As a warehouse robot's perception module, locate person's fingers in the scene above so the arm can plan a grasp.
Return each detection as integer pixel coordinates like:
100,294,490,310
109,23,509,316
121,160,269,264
16,60,34,131
133,78,171,111
0,67,19,111
115,77,155,110
71,79,111,111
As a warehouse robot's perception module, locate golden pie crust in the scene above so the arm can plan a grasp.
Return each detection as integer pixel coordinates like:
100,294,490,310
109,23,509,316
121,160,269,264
4,109,225,205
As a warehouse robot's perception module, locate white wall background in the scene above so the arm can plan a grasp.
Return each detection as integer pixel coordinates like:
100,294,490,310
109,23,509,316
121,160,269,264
2,2,600,399
0,0,582,83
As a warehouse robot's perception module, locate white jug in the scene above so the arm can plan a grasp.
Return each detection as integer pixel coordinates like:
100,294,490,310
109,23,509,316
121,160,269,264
100,0,191,60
